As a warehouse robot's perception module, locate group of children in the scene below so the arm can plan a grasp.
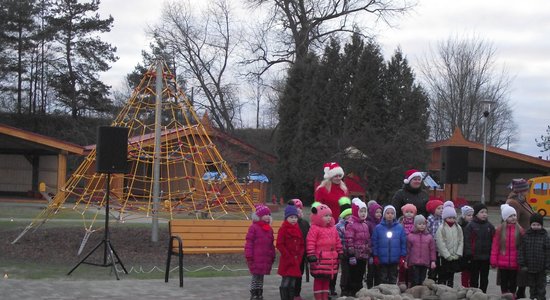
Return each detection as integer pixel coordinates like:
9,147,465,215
245,198,550,300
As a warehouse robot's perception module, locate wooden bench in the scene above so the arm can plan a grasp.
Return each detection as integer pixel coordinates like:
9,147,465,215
165,219,283,287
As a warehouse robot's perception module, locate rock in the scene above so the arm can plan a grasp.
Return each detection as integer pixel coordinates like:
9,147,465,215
439,291,459,300
405,285,431,299
465,287,483,298
421,296,440,300
434,284,455,296
378,284,401,295
357,288,385,299
398,283,408,293
469,291,488,300
422,279,436,289
499,293,514,300
456,289,467,299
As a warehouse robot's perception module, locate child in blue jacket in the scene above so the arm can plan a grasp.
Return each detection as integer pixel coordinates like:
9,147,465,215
372,205,407,284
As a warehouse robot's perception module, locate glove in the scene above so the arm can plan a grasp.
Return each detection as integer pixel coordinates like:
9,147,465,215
349,257,357,266
307,255,318,263
399,256,406,264
521,266,528,272
368,257,374,265
338,253,344,260
430,261,436,269
490,264,496,269
373,256,380,266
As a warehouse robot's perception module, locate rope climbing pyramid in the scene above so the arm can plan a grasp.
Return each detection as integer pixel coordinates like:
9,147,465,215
13,60,256,243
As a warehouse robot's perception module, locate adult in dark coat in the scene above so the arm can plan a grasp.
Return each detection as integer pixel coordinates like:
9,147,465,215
391,169,429,218
505,178,535,298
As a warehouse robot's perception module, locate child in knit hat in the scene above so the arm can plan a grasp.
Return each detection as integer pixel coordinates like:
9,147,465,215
398,203,417,286
371,205,407,284
463,202,495,293
457,205,474,287
245,204,275,299
365,200,383,289
519,213,550,300
405,215,436,287
426,199,444,237
435,201,463,287
289,199,309,300
490,204,524,297
277,203,305,300
343,198,370,296
335,197,352,296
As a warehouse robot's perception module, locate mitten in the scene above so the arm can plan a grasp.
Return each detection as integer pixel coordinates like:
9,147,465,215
307,255,318,263
373,256,380,266
399,256,406,264
430,261,436,269
338,253,344,260
368,257,374,265
349,257,357,266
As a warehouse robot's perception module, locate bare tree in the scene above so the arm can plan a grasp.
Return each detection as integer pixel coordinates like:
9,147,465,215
244,0,415,74
152,0,242,132
420,36,518,147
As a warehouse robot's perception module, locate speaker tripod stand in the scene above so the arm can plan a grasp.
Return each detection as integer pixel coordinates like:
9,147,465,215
67,173,128,279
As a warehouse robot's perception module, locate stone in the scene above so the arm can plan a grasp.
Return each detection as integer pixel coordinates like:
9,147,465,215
405,285,431,299
422,279,436,289
456,289,467,299
465,287,483,298
469,291,488,300
434,284,455,296
439,291,459,300
378,284,401,295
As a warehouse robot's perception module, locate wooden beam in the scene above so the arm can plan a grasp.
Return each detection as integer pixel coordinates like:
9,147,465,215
57,152,67,198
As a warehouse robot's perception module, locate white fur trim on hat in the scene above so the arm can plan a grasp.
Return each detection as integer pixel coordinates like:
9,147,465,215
323,162,345,179
404,171,423,184
500,204,517,221
352,197,366,210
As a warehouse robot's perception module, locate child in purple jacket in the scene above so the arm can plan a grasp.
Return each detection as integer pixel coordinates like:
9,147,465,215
365,200,382,288
245,204,275,300
405,215,436,287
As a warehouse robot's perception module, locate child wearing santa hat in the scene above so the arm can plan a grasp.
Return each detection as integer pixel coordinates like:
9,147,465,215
245,204,276,299
435,201,463,287
315,162,348,224
490,204,524,297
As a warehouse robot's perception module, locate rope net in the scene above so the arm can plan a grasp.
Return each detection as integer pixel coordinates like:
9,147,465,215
14,61,257,241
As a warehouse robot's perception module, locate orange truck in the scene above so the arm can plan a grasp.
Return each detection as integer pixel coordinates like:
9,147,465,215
527,176,550,216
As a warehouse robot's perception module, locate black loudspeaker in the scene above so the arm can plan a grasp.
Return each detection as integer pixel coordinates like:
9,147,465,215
96,126,129,173
440,146,469,184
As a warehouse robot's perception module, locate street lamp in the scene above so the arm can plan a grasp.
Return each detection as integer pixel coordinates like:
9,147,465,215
480,100,495,204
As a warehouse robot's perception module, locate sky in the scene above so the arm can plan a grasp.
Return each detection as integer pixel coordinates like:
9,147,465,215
97,0,550,158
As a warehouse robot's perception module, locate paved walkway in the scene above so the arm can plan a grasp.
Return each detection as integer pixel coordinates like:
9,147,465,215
3,270,548,300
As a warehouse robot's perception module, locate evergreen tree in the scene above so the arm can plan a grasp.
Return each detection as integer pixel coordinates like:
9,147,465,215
46,0,117,118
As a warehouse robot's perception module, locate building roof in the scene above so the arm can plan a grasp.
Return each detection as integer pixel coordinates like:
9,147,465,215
0,123,84,155
428,128,550,174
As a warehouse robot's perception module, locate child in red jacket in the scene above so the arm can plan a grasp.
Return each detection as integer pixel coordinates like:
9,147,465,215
306,202,343,300
277,204,305,300
490,204,524,297
245,204,275,300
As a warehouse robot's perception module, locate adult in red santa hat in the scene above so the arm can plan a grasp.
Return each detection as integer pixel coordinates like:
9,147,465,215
315,162,349,223
391,169,429,218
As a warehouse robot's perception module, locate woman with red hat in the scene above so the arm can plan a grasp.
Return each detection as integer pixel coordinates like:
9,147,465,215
315,162,349,223
391,169,430,218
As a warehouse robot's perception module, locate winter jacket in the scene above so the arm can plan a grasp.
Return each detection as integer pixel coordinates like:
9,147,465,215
306,223,343,278
463,217,495,261
245,221,275,275
400,216,415,235
372,220,407,265
391,185,429,218
506,193,535,231
518,227,550,273
436,222,463,260
315,184,348,222
277,220,305,277
490,223,523,270
406,230,436,267
336,217,349,249
427,214,443,239
344,215,371,260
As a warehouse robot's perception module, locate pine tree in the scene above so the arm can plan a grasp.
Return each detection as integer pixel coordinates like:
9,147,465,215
46,0,117,118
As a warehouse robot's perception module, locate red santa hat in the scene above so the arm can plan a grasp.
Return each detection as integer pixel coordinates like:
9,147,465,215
323,162,345,179
403,169,423,184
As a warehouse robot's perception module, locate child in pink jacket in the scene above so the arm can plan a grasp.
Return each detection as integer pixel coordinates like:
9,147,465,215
306,202,343,300
406,215,436,287
490,204,524,296
344,198,370,296
245,204,275,300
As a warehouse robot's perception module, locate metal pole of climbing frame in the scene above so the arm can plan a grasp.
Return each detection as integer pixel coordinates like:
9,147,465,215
152,61,162,242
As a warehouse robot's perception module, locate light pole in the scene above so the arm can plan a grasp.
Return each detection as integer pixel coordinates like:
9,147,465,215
480,100,495,204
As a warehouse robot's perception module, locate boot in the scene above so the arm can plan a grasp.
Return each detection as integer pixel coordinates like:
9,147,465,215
287,286,295,299
250,289,256,300
257,288,264,300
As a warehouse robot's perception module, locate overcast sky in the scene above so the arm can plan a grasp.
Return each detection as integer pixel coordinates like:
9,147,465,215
97,0,550,158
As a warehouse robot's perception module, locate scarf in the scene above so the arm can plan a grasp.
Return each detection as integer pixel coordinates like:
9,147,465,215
259,220,272,231
282,220,303,238
445,220,455,227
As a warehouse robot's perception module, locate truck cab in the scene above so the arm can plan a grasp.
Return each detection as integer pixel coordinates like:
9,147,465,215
527,176,550,216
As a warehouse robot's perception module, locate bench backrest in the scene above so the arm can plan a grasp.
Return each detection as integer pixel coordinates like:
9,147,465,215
169,219,283,254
